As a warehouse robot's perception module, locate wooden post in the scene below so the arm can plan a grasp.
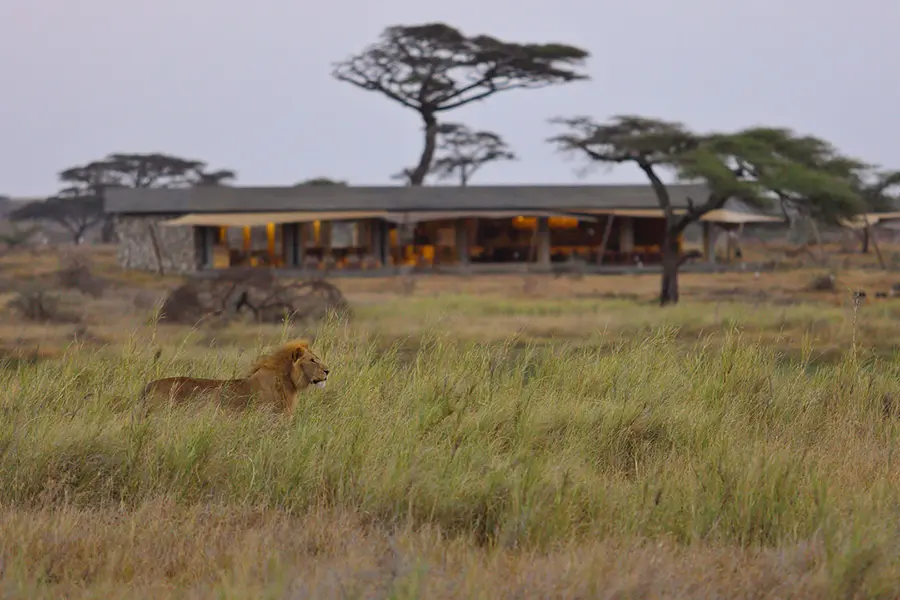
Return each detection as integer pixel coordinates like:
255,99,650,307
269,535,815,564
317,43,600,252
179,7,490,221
369,219,386,267
597,214,615,265
299,222,309,270
282,223,301,267
620,217,634,252
536,216,551,267
702,221,716,263
322,221,333,267
865,220,886,269
381,221,392,267
281,224,292,267
455,219,470,266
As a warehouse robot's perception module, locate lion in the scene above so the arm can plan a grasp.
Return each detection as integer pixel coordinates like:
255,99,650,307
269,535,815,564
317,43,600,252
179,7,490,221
140,340,329,414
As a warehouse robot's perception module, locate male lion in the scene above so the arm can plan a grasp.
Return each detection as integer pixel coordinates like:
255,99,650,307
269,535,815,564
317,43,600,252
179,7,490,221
140,340,329,414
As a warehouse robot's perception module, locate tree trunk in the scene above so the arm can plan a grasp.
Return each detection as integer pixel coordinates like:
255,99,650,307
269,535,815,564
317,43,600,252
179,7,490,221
101,216,117,243
861,228,870,253
659,233,680,306
408,113,438,186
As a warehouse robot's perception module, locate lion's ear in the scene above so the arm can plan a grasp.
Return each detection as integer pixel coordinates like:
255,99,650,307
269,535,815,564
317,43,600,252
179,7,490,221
291,347,307,362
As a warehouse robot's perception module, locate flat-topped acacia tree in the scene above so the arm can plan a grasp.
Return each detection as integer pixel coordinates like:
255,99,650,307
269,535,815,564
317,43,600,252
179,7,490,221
427,123,517,187
295,177,348,186
59,153,237,242
549,115,864,305
391,122,517,186
333,23,588,186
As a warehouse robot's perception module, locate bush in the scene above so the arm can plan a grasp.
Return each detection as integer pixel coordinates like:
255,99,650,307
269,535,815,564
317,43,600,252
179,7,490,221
6,286,80,323
56,253,107,298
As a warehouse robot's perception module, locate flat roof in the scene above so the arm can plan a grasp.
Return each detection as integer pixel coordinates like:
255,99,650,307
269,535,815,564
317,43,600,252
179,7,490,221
104,183,715,214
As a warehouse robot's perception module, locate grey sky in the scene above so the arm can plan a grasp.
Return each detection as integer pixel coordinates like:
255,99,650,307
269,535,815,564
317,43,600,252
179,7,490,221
2,0,897,197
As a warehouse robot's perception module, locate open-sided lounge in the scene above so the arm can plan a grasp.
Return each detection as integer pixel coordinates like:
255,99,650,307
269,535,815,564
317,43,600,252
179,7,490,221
104,184,783,275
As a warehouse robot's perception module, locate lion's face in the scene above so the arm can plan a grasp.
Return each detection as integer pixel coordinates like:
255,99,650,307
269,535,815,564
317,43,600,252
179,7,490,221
290,346,330,390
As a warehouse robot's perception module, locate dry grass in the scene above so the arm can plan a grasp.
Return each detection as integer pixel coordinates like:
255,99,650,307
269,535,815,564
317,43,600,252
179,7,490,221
3,245,900,597
4,322,900,597
0,504,861,599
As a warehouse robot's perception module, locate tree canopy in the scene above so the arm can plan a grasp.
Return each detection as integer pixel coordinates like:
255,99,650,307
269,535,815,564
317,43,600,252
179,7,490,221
856,169,900,212
698,127,865,224
60,153,236,192
9,192,103,245
549,114,867,305
392,122,517,186
334,23,588,185
294,177,348,186
54,153,236,242
429,123,516,186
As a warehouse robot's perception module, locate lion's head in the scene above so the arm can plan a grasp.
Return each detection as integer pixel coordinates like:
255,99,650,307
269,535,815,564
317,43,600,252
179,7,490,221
248,340,330,390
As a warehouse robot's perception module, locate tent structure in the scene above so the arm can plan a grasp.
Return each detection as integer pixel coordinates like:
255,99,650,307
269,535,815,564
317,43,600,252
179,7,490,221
838,211,900,230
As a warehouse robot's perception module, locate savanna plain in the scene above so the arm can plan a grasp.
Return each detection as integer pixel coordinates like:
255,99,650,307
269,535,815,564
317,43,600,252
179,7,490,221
5,245,900,599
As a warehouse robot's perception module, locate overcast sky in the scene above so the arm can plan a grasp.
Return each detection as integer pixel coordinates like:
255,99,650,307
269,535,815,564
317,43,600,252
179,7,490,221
1,0,897,197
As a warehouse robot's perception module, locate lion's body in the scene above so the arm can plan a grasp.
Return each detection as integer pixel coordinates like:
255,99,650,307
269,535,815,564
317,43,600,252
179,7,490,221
140,340,329,414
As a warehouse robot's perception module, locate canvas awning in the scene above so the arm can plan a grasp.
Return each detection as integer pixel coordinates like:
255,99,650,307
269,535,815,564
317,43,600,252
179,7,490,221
575,208,783,224
838,211,900,230
382,209,597,224
576,208,668,218
699,209,784,224
161,211,388,227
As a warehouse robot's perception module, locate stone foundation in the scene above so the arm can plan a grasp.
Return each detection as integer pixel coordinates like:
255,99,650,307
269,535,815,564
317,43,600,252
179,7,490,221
116,214,200,274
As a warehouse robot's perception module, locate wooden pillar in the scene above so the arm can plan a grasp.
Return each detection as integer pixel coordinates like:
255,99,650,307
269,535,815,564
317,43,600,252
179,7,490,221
382,221,393,267
702,221,716,263
620,217,634,253
292,223,300,267
536,216,551,266
298,222,309,269
266,223,276,262
321,221,333,267
597,215,615,265
455,218,470,265
372,220,389,267
282,224,292,266
282,223,301,267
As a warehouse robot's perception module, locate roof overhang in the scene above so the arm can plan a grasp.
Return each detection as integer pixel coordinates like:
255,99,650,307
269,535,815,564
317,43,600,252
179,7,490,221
104,183,714,214
576,208,783,224
839,211,900,230
382,210,597,224
160,211,388,227
160,209,598,227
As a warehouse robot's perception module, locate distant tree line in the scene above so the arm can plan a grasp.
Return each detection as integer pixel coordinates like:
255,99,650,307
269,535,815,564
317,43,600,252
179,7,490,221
9,21,900,305
10,153,236,245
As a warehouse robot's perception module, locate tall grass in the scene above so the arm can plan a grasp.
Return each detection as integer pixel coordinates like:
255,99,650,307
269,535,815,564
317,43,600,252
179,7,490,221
3,319,900,595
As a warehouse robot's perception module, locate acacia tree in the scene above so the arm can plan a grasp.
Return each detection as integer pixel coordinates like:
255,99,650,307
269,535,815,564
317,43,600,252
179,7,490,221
295,177,348,186
60,153,236,242
333,23,588,186
9,191,103,245
549,115,863,305
391,123,517,186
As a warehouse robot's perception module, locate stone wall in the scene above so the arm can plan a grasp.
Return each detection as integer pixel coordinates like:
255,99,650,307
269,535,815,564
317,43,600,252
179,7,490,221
116,214,200,274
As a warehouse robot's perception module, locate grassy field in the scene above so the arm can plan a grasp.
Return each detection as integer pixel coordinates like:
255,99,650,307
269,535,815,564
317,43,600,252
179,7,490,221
3,244,900,598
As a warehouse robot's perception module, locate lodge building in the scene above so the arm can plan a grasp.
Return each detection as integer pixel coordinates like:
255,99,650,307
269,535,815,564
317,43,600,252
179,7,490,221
103,183,782,275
